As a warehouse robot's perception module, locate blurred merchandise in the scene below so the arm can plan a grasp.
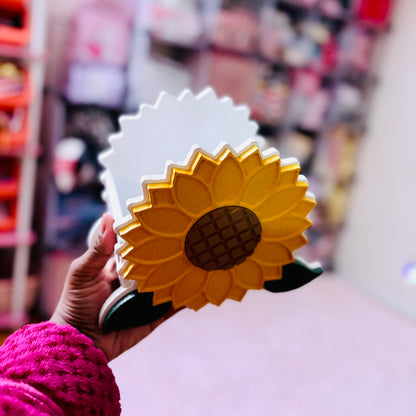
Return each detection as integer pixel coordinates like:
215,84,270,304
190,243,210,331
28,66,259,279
206,51,256,105
0,107,25,148
319,0,351,18
130,54,192,106
298,87,330,131
284,69,326,128
330,82,365,124
356,0,393,25
282,129,316,174
0,157,18,191
210,7,259,54
53,138,93,194
250,66,291,125
0,157,18,231
313,124,358,226
65,106,119,150
327,183,349,225
299,19,331,45
283,35,318,67
65,63,126,108
67,0,132,67
319,35,338,72
0,62,23,96
338,25,375,72
296,0,319,6
63,0,133,107
47,103,119,251
51,135,105,250
149,0,203,46
0,199,16,231
259,8,294,62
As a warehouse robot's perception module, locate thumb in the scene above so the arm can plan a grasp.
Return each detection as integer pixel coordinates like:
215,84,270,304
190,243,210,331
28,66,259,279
70,213,116,282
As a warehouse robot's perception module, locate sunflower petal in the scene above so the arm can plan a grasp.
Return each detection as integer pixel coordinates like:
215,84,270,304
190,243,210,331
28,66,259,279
252,240,293,265
232,258,265,289
139,256,190,291
256,183,308,221
227,284,248,301
119,225,153,245
123,262,152,280
262,264,283,281
137,207,191,236
277,234,308,251
262,216,312,239
240,147,263,177
205,270,233,306
172,268,208,308
124,237,182,263
148,186,175,206
277,165,300,187
292,197,316,216
173,173,212,216
193,155,217,183
240,159,280,207
213,153,243,203
153,286,174,305
187,293,209,311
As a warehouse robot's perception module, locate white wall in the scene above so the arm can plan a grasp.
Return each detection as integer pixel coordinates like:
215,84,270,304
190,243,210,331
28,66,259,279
335,0,416,318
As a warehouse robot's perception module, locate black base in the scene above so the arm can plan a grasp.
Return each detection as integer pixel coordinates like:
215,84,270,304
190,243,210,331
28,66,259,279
102,291,172,334
102,258,323,333
264,259,323,293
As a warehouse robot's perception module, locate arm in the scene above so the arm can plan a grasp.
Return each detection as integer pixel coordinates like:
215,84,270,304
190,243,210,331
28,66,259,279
0,213,176,415
0,322,120,416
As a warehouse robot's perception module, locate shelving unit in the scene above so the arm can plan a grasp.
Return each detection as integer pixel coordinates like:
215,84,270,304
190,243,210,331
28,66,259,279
0,0,46,328
126,0,393,267
41,0,393,279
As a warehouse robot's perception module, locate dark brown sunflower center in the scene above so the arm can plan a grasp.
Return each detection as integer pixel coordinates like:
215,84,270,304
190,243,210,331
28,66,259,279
184,206,262,271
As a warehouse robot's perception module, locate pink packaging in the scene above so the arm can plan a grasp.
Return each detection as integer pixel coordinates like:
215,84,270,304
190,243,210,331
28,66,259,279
68,1,132,67
205,51,257,105
210,8,259,55
65,63,125,108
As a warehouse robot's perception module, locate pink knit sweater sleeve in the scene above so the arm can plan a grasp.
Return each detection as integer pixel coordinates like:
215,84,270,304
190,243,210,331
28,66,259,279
0,321,121,415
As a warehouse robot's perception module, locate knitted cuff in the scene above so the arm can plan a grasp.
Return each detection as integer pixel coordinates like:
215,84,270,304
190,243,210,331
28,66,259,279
0,322,121,416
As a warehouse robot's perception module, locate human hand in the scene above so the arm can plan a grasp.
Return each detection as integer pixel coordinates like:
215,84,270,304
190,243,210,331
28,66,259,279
50,213,176,361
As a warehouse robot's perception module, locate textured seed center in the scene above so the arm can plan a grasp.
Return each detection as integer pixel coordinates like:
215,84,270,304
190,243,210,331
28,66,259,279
185,206,262,271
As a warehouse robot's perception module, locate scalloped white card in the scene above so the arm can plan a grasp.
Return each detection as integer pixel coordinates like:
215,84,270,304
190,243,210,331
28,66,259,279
99,87,262,224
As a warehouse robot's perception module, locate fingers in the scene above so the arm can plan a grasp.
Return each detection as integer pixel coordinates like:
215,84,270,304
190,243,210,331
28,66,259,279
70,213,117,283
98,213,117,255
102,257,120,291
103,256,117,276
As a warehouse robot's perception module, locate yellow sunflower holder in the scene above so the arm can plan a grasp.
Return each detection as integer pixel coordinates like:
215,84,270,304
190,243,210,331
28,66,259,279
98,88,322,333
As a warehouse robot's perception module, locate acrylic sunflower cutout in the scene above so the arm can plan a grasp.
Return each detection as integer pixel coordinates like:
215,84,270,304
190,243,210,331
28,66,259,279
116,142,316,311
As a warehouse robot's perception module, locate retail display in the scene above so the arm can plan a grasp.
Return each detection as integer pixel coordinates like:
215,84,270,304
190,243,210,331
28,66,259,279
131,0,394,267
0,0,46,327
42,0,394,314
97,88,322,333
